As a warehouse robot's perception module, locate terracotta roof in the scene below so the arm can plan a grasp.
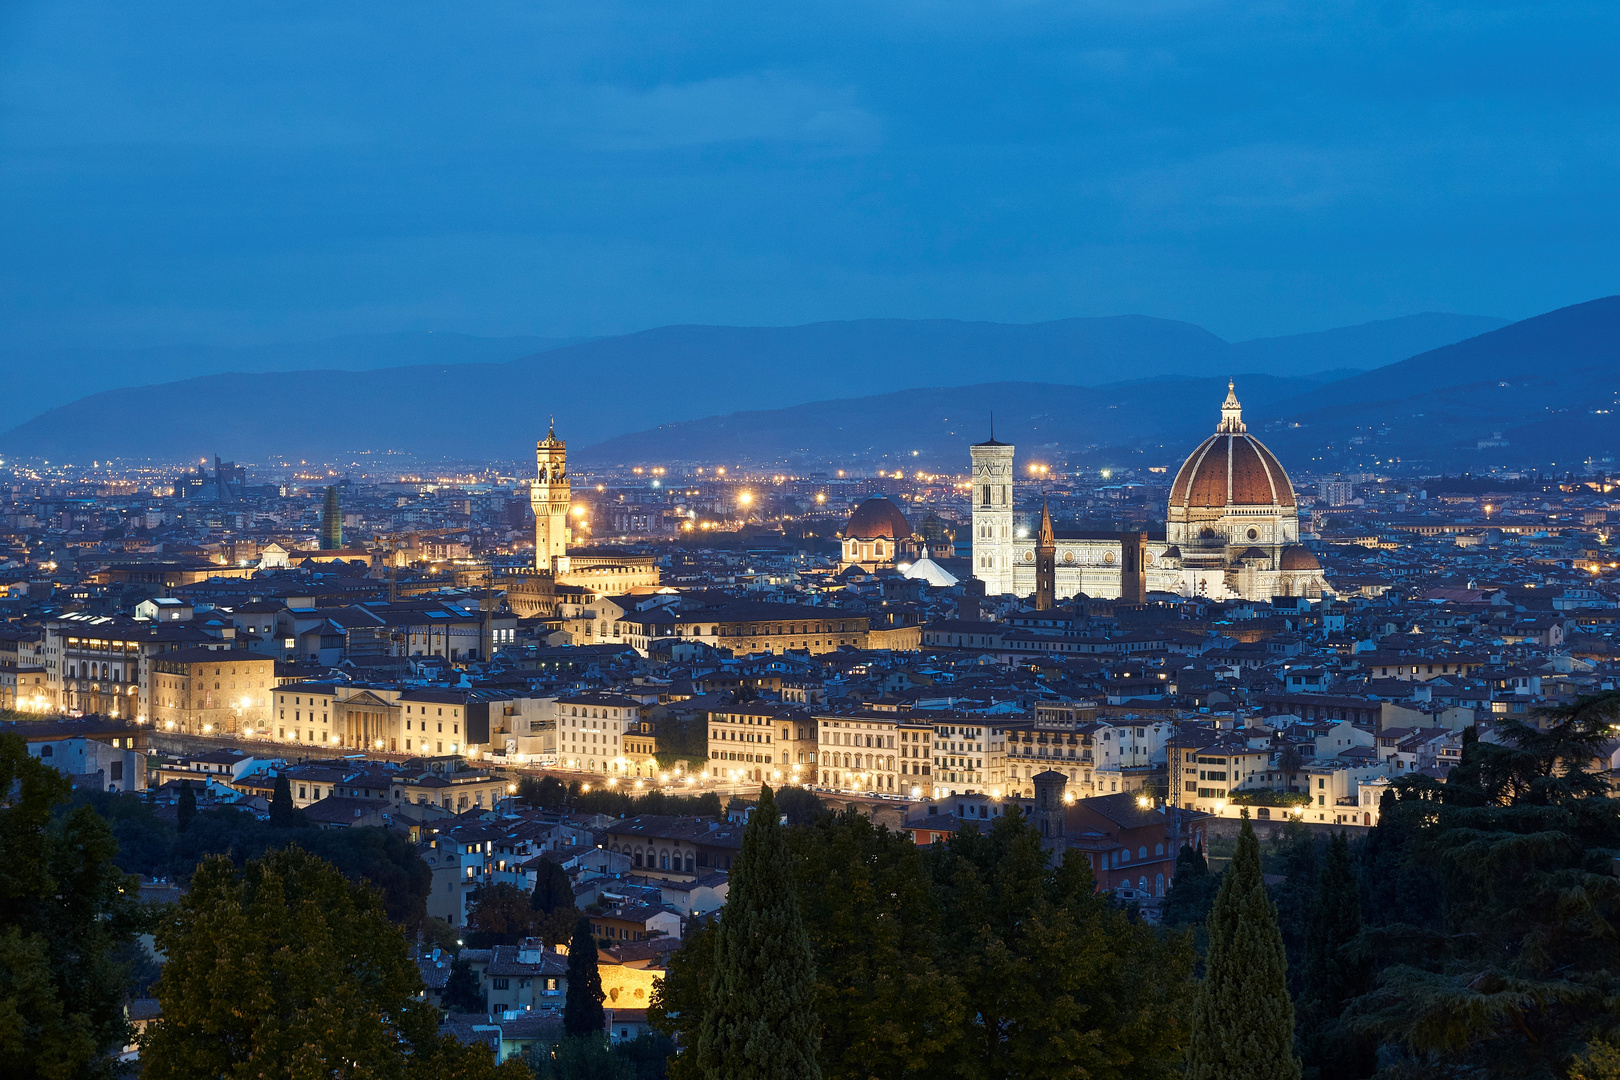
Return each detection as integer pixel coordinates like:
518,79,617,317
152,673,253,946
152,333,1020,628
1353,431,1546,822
1280,545,1321,571
843,497,912,540
1170,430,1296,510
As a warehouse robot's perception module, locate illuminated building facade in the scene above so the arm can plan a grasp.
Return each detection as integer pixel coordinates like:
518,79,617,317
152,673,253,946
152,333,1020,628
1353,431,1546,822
148,647,275,736
531,424,571,574
969,382,1325,602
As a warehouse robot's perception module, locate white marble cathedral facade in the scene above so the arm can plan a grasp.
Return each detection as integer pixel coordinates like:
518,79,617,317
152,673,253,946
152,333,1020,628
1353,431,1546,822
970,383,1325,603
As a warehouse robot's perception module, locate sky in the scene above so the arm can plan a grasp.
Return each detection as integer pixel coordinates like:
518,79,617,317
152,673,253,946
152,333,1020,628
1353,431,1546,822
2,0,1618,349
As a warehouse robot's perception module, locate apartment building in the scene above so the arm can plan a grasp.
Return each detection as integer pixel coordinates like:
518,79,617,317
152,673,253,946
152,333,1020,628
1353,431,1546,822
815,711,901,794
928,717,1005,795
706,701,810,785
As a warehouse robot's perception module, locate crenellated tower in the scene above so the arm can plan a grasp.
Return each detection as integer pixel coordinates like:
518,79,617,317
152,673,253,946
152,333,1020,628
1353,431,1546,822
530,423,570,574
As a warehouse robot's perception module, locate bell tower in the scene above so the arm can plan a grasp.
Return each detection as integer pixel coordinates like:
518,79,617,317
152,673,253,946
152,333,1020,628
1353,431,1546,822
1034,500,1056,610
530,422,570,574
970,431,1015,597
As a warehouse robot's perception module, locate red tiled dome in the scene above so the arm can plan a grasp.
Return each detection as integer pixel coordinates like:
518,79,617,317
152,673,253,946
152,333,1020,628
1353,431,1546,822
1169,433,1296,509
1170,381,1296,510
843,496,912,540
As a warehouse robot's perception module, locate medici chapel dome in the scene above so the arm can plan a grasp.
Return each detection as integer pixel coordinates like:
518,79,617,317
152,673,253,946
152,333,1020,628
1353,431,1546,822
843,496,913,540
1169,381,1296,510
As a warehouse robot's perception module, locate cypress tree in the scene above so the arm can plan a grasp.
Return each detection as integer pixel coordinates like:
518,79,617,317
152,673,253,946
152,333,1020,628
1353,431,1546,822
694,785,820,1080
564,915,605,1037
1298,832,1374,1080
176,779,197,832
1162,840,1219,929
531,858,573,914
442,955,486,1014
269,773,297,828
1187,814,1300,1080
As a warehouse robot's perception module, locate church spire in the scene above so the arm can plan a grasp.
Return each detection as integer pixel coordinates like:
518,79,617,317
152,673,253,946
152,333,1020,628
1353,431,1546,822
1217,379,1246,433
1034,499,1056,611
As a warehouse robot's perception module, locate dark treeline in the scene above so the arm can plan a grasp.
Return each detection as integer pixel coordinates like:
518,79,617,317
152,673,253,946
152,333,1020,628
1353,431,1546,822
12,689,1620,1079
71,787,432,926
516,772,823,827
653,689,1620,1080
1158,690,1620,1080
515,773,723,819
654,791,1194,1080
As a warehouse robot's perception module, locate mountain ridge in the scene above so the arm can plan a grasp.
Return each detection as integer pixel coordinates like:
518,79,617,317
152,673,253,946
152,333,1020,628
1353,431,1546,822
0,310,1511,464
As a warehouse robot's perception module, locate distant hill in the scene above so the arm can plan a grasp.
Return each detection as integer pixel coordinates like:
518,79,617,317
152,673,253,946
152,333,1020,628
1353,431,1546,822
1260,296,1620,468
574,375,1325,470
583,299,1620,471
2,331,582,416
0,312,1504,464
1228,312,1507,376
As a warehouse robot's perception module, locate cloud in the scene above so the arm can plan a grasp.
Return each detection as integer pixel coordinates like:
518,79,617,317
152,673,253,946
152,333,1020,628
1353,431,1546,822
580,73,882,153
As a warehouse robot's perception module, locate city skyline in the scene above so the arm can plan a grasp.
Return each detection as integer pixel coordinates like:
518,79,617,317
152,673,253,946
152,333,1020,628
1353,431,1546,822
5,5,1619,1079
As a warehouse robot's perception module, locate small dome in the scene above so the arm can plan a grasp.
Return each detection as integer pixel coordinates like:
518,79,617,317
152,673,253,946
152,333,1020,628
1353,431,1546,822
1238,546,1269,561
1280,545,1321,571
1160,545,1181,560
844,496,912,540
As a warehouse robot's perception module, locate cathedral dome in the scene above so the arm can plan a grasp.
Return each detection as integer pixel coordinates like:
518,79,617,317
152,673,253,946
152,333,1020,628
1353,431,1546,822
1169,382,1296,509
843,496,912,540
1279,545,1321,571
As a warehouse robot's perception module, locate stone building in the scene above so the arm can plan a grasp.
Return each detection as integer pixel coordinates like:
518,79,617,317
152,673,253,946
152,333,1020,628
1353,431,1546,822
970,382,1326,602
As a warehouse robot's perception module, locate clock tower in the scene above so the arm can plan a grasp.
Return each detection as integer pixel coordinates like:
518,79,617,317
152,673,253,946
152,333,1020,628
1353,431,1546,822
530,423,570,574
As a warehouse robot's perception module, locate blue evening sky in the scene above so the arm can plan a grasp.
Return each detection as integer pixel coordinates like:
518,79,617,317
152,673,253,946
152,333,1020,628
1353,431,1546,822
2,1,1616,348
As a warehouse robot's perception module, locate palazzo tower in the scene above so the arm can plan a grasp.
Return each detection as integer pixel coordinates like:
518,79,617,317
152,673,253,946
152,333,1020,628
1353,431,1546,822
531,424,570,574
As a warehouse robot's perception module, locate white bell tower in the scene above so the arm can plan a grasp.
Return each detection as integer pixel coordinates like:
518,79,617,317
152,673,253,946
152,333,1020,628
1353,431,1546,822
530,422,571,574
970,433,1016,596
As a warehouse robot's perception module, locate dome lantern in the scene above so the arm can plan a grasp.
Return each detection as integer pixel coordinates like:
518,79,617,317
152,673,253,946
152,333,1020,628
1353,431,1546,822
1217,379,1245,434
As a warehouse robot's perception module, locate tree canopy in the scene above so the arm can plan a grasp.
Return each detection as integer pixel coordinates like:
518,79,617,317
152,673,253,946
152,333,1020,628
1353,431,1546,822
466,882,541,949
0,733,144,1080
657,796,1192,1080
1186,814,1299,1080
141,845,525,1080
693,784,821,1080
1345,696,1620,1078
70,791,431,926
564,915,606,1038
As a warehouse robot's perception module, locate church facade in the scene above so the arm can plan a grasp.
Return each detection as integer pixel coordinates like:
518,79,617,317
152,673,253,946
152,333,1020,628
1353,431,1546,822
970,383,1325,603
